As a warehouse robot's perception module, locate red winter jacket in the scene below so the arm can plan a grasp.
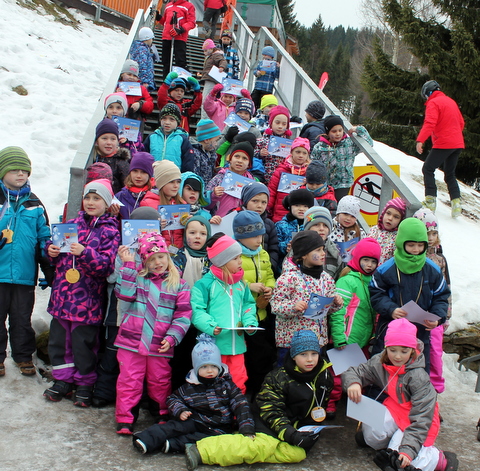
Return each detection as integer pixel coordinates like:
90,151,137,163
416,91,464,149
159,0,196,42
124,84,154,117
267,157,309,223
204,0,224,9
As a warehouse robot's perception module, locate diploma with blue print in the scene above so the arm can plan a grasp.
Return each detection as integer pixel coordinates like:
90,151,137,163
158,205,190,230
267,136,292,158
121,219,160,248
335,237,359,263
303,294,334,320
224,112,250,132
171,66,192,79
277,172,306,193
221,78,244,96
117,81,142,96
260,60,276,72
51,223,78,253
111,116,141,142
221,171,255,199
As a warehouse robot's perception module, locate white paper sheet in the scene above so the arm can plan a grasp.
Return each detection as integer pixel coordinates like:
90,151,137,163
346,395,387,432
402,300,441,324
210,210,237,237
326,343,367,376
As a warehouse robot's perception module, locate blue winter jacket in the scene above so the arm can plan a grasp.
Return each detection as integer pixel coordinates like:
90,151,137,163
129,40,155,90
275,214,303,257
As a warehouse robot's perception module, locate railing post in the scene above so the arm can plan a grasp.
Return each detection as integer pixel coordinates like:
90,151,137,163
94,0,103,22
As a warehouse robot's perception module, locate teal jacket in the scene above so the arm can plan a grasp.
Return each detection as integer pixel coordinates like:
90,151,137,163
191,271,257,355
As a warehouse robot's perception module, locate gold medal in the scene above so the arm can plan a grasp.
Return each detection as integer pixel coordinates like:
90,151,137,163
311,406,326,422
2,228,14,243
65,268,80,284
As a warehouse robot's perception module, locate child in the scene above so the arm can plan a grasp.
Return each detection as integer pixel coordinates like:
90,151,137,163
299,100,326,150
368,197,407,265
191,119,222,184
275,188,314,258
199,39,227,118
414,208,452,394
254,94,278,134
180,172,214,222
217,29,239,79
251,46,280,111
329,195,366,244
206,142,255,217
157,72,202,134
232,211,276,396
114,232,191,434
94,118,131,194
203,0,224,39
191,234,258,393
44,179,120,407
240,181,279,274
369,218,450,370
267,137,311,223
271,231,342,364
256,329,334,450
132,333,255,452
327,237,381,418
128,27,156,91
0,147,52,377
144,103,195,172
311,115,373,202
255,105,292,182
115,152,155,219
301,161,337,217
116,60,154,121
343,318,458,471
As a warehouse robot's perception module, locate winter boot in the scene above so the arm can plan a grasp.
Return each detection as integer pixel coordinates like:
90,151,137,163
43,380,74,402
117,423,134,435
423,195,437,212
73,385,93,407
185,443,202,471
436,450,459,471
133,436,147,454
0,363,5,377
451,198,461,218
17,361,36,376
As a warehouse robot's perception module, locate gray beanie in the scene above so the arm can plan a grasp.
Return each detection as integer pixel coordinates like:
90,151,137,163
192,334,222,377
303,206,332,232
337,195,361,219
120,59,139,77
305,101,325,121
306,161,328,185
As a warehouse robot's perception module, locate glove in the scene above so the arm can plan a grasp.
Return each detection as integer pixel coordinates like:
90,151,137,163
225,125,239,142
38,278,49,290
290,115,302,123
187,76,201,92
0,236,6,250
170,26,184,37
211,83,224,95
170,28,178,37
155,11,162,21
289,431,319,450
165,71,179,86
240,88,251,99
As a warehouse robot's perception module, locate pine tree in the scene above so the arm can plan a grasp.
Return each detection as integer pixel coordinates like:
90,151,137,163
277,0,299,35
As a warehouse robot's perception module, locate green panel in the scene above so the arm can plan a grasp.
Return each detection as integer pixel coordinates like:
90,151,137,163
237,0,275,5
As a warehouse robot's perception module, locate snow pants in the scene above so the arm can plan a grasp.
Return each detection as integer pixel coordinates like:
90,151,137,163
422,148,461,199
221,353,247,394
116,348,171,424
429,325,445,393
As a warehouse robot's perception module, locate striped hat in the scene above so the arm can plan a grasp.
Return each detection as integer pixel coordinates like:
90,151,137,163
207,234,242,267
196,119,221,141
0,146,32,179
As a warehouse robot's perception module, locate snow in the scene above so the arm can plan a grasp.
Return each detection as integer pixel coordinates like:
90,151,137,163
1,1,480,469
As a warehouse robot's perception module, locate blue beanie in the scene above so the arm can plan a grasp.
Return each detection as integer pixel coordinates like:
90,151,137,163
192,334,222,377
235,98,255,117
262,46,276,59
290,330,321,358
233,210,265,240
196,119,221,141
241,181,270,206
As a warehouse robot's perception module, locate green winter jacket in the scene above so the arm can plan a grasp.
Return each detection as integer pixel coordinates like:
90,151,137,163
330,270,375,348
191,271,257,355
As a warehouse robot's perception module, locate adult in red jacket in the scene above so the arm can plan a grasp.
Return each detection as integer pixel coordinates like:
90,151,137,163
158,0,197,77
203,0,224,40
416,80,464,217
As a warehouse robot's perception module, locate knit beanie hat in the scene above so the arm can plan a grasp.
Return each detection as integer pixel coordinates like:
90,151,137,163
262,45,276,58
291,230,325,260
138,26,154,41
303,206,332,232
104,92,128,116
0,146,32,179
203,38,216,50
337,195,360,219
129,152,154,178
233,210,265,240
192,333,222,376
229,141,254,166
290,329,321,358
120,59,139,77
130,206,160,220
413,207,439,232
282,188,315,211
95,118,119,140
83,178,114,207
385,318,418,349
378,197,407,231
324,115,344,134
305,100,326,120
169,78,187,91
260,94,278,110
153,160,181,190
207,234,242,267
268,105,290,129
348,237,381,275
221,29,233,38
159,103,181,125
137,231,168,262
305,161,328,185
290,137,310,153
196,119,221,141
241,181,270,206
394,218,428,275
235,98,255,117
86,162,113,184
233,131,257,149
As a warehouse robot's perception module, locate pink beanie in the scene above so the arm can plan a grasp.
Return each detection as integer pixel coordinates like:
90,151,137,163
385,319,418,349
378,197,407,231
348,237,381,275
206,235,242,267
83,178,114,207
137,232,168,262
291,137,310,153
203,39,216,50
268,105,290,128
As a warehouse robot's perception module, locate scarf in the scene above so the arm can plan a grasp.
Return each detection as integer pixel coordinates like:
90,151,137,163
211,265,244,284
183,251,206,288
240,244,262,257
306,182,329,197
299,262,323,278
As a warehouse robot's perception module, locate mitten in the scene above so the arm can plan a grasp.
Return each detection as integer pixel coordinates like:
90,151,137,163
211,83,224,95
224,125,239,142
170,28,178,37
38,278,49,290
187,76,201,92
289,431,319,450
165,71,179,86
240,89,251,99
290,115,302,123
